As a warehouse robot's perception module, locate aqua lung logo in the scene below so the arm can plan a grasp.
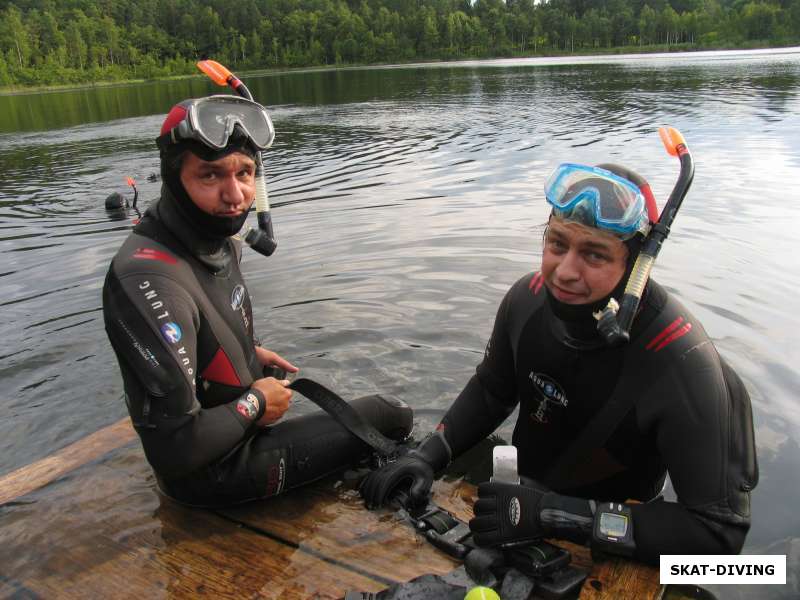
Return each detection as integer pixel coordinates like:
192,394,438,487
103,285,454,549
509,497,521,527
230,283,250,332
160,322,182,344
138,280,195,387
529,372,568,423
231,284,245,310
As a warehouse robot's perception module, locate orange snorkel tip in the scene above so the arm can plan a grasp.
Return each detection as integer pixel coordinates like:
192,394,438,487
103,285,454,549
659,126,689,157
197,60,232,86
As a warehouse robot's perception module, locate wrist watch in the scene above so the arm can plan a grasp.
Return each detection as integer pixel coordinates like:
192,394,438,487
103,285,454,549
591,502,636,557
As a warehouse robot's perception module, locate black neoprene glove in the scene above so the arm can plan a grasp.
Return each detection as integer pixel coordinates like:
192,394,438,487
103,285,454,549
360,430,452,509
469,480,551,547
470,479,596,547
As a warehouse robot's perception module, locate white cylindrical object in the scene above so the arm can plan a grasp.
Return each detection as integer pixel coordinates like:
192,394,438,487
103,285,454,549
624,253,654,299
255,174,270,213
491,445,520,484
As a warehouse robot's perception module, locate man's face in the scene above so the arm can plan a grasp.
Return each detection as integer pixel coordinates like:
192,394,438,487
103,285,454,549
179,151,256,217
541,217,628,305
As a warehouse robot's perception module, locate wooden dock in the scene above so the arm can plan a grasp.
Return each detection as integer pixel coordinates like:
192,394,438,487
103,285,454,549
0,418,663,599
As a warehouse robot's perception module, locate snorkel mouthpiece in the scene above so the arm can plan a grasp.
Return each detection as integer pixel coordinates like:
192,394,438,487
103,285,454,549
244,164,277,256
197,59,277,258
595,127,694,346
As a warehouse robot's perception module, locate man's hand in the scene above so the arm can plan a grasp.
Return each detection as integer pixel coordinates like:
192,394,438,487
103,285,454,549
469,480,551,547
255,346,299,376
251,377,292,426
360,454,435,509
361,430,452,509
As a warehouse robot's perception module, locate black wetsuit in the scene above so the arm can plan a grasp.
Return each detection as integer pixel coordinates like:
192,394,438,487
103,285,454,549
440,272,758,563
102,191,411,507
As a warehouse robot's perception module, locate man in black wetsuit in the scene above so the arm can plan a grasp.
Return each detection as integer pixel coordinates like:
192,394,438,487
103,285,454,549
361,162,758,564
103,95,411,507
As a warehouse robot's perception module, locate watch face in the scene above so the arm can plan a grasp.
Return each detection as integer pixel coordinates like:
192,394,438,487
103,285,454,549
599,512,628,538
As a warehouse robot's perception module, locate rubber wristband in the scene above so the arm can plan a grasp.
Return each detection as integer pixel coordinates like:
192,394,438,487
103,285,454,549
232,388,266,425
249,388,267,421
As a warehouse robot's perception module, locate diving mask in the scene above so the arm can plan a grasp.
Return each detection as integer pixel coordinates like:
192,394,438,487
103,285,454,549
545,163,650,238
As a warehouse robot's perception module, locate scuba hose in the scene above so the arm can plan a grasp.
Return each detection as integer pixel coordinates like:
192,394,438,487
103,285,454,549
197,59,277,257
595,127,695,346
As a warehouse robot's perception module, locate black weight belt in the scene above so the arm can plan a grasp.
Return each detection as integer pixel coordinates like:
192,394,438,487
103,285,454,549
289,377,401,458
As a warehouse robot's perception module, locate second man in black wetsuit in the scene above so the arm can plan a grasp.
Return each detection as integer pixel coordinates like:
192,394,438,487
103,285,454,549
361,161,758,564
103,95,412,507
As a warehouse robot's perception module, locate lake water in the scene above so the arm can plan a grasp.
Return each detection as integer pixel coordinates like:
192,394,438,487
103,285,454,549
1,49,799,597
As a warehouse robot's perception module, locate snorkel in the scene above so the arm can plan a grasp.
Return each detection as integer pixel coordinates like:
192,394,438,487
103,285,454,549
126,177,138,209
197,59,277,257
595,127,695,346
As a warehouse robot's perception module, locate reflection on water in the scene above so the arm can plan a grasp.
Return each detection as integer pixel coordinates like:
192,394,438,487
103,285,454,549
1,50,799,597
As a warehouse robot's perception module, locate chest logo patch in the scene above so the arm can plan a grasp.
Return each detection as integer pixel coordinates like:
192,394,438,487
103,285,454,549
231,284,245,310
529,372,568,423
160,322,182,344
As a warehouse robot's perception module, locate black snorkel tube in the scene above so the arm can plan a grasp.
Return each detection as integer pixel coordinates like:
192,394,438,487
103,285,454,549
197,59,277,257
595,127,695,346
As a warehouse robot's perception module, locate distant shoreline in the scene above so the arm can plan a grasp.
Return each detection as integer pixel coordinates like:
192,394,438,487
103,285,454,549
2,43,799,96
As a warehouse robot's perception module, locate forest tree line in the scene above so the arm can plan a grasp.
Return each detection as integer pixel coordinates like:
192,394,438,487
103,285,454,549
1,0,799,88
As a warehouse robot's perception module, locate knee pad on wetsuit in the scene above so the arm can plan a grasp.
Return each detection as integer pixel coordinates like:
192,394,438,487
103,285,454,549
348,394,413,442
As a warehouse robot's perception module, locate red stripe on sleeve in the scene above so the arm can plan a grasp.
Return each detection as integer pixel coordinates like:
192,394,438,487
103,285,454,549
646,316,684,350
654,322,693,352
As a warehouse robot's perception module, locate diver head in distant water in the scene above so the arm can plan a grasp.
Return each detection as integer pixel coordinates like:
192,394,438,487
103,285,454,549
155,95,274,238
104,177,139,216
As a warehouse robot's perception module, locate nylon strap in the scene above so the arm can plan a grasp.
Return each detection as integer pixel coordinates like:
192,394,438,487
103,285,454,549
288,378,400,457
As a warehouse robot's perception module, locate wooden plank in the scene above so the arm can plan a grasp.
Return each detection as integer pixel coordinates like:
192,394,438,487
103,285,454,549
580,557,665,600
222,476,662,599
0,416,136,505
218,478,461,584
0,416,662,599
0,444,386,600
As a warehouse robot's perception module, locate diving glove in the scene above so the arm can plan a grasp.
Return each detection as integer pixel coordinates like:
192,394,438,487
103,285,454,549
360,429,452,509
470,479,595,547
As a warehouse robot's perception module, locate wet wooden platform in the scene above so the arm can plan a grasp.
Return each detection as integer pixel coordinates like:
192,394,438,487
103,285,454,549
0,418,663,599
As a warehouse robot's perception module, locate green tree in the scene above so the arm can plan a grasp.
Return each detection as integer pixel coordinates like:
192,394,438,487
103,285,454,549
0,5,32,68
639,4,658,45
97,16,120,65
0,51,12,85
609,0,636,46
0,0,794,90
420,7,439,55
740,2,780,40
196,6,225,58
658,4,681,44
247,29,263,67
65,21,88,69
31,10,65,60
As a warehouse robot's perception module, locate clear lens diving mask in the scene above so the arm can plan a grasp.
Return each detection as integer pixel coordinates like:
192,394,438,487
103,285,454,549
544,163,650,238
157,95,275,152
